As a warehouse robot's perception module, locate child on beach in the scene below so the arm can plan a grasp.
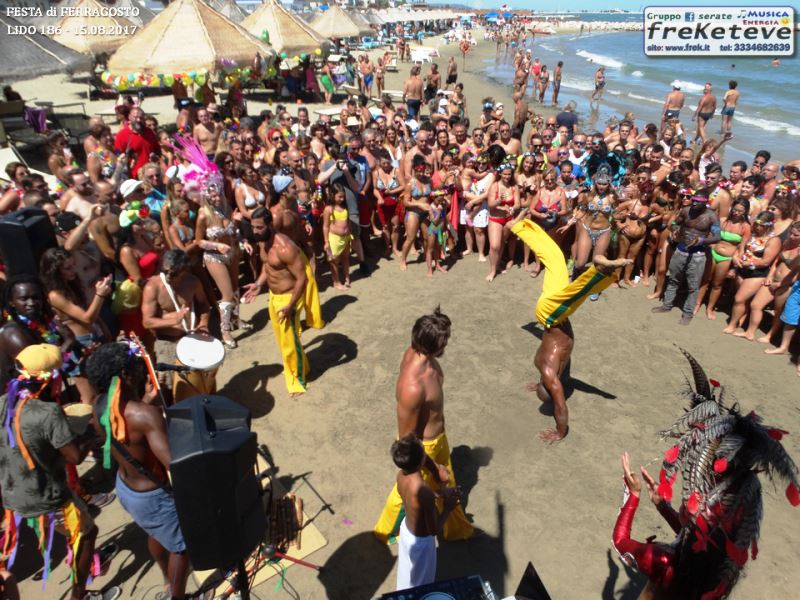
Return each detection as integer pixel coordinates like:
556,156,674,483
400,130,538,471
426,191,449,277
323,184,353,290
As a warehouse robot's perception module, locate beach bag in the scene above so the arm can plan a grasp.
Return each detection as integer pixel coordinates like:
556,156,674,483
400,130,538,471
111,279,142,315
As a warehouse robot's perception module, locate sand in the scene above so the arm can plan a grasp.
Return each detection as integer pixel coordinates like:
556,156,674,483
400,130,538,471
11,31,800,600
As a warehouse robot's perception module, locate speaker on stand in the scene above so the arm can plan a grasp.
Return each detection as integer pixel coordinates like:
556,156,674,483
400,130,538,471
167,395,267,599
0,207,57,276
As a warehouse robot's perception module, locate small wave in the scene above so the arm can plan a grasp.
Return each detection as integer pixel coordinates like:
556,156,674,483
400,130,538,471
631,70,644,77
671,79,704,93
539,43,564,54
560,77,595,92
627,92,662,105
735,114,800,137
608,89,621,95
576,49,625,68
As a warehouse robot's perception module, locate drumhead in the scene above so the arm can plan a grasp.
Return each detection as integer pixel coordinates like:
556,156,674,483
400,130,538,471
176,334,226,370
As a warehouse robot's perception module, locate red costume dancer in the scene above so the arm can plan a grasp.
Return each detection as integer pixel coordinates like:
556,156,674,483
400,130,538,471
614,349,800,600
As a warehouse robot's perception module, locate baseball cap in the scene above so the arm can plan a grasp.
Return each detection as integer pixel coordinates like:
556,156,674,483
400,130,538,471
55,211,82,233
120,179,143,199
273,174,293,193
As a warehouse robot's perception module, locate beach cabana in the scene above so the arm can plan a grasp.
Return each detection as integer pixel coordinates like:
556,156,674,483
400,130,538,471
242,0,324,56
115,0,157,27
50,0,136,54
0,15,92,80
108,0,275,76
310,4,362,39
347,11,376,37
211,0,249,24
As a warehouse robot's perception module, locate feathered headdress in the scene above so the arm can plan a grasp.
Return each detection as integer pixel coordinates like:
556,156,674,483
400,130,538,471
656,348,800,597
170,134,223,194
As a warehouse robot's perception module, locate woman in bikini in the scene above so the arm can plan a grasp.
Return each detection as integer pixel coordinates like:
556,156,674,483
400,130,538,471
537,65,549,104
516,152,543,274
767,195,795,241
373,149,406,257
375,58,386,98
86,124,124,185
614,186,651,287
322,184,353,290
432,149,460,257
486,162,520,282
642,173,682,290
461,152,495,263
742,220,800,343
195,183,244,348
234,163,267,220
399,155,433,272
694,198,750,320
383,126,403,169
47,132,78,198
723,211,781,336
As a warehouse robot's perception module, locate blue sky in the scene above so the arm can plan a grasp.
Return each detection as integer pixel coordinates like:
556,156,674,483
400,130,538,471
431,1,800,13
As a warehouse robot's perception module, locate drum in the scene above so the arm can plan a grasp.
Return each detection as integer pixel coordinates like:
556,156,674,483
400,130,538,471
63,403,94,435
174,333,226,401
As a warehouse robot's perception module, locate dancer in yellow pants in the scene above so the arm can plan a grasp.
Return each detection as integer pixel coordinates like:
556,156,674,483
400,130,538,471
509,213,630,443
374,431,474,544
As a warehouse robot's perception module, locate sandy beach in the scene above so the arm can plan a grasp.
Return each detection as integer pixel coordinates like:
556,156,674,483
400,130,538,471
10,32,800,600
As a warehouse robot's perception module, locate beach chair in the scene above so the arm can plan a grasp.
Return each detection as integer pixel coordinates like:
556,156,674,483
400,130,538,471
0,146,59,191
0,100,27,132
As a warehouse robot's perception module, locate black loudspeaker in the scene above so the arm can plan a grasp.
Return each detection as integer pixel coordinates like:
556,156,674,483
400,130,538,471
379,575,492,599
0,207,57,276
167,395,266,571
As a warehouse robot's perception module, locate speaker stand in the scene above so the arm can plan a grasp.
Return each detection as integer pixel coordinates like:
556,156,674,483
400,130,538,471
235,560,250,600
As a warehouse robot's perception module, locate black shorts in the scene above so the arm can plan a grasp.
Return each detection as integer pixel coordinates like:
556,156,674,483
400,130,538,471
446,74,457,84
699,112,713,122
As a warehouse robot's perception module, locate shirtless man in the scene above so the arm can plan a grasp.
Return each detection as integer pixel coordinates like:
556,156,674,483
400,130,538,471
242,208,324,397
392,434,461,589
403,66,424,120
551,61,563,106
645,144,672,186
513,61,529,94
403,129,436,181
361,55,375,97
704,163,732,217
60,169,97,218
604,120,637,151
512,92,532,138
720,80,740,134
661,84,685,129
591,66,606,103
692,82,717,144
424,64,441,104
141,249,211,400
445,56,458,90
374,308,474,544
506,210,630,443
86,342,190,600
270,174,312,259
652,195,720,325
83,116,106,155
496,121,522,156
193,107,223,160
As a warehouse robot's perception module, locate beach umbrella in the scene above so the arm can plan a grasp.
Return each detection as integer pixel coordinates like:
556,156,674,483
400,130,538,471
210,0,248,24
108,0,275,78
50,0,136,54
114,0,157,27
242,0,323,56
348,11,376,37
0,14,92,80
310,4,362,39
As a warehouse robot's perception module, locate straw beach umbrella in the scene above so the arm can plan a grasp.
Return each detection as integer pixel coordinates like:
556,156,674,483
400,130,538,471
50,0,136,54
0,14,92,80
114,0,157,28
108,0,275,76
348,11,376,37
242,0,323,57
211,0,248,24
309,4,361,39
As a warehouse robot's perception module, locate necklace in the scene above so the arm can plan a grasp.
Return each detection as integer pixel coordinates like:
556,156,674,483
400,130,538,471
3,310,61,344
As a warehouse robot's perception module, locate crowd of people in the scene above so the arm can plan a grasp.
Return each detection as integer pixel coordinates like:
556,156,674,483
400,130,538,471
1,24,799,598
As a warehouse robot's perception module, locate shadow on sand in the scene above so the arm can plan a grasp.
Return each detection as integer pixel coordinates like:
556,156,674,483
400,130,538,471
219,361,283,418
318,531,395,600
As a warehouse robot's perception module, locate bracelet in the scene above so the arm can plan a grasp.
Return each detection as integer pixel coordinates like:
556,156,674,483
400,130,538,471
96,292,110,299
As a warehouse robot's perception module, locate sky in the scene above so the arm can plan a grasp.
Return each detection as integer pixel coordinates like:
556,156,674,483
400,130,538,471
429,0,800,13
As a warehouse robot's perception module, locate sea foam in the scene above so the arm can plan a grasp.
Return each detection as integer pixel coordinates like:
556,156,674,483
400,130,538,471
576,50,625,68
670,80,704,93
631,70,644,77
735,114,800,137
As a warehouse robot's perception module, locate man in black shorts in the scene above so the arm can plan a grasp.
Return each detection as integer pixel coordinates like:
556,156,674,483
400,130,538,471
692,82,717,144
446,56,458,89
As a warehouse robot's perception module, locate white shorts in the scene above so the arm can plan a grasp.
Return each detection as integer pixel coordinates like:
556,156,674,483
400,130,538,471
396,517,436,590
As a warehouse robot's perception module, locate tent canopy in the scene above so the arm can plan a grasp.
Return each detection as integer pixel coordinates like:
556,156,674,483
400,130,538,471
310,4,362,39
51,0,136,54
347,11,376,37
108,0,275,75
0,14,92,80
211,0,248,24
242,0,323,56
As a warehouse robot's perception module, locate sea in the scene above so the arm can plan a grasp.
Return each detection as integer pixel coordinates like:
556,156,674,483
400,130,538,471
481,14,799,166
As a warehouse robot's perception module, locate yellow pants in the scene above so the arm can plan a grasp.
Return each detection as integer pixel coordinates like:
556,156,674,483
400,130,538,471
512,219,615,328
374,431,474,544
269,291,311,394
301,252,325,330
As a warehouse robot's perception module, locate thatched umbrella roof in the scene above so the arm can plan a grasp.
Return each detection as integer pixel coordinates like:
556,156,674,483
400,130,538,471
242,0,323,56
50,0,136,54
0,14,92,80
309,5,361,39
114,0,157,27
348,11,376,37
210,0,248,24
108,0,275,75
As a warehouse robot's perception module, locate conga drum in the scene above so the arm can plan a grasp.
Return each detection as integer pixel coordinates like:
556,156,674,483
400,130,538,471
174,333,225,402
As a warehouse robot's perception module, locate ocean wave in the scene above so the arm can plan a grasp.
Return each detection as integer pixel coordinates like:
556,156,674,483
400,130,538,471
670,79,704,93
539,43,564,55
560,77,595,92
631,70,644,77
735,114,800,137
608,89,621,95
627,93,662,105
576,49,625,68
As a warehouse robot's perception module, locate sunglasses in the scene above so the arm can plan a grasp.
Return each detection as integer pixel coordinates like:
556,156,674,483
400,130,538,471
573,142,585,147
531,144,543,149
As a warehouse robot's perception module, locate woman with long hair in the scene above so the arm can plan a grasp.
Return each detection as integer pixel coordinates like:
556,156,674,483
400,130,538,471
399,155,433,272
461,152,495,261
614,174,652,287
214,151,237,207
46,131,78,198
694,198,751,319
643,172,683,290
723,211,781,336
158,128,178,174
516,152,543,273
39,248,112,403
767,195,795,240
485,162,520,281
195,183,244,348
373,149,406,257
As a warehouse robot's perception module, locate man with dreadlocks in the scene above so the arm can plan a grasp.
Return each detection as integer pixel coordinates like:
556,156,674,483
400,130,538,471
506,209,631,443
614,349,800,600
86,341,190,600
0,344,120,600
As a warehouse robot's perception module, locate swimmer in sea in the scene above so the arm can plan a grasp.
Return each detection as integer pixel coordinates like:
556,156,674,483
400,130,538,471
591,66,606,103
